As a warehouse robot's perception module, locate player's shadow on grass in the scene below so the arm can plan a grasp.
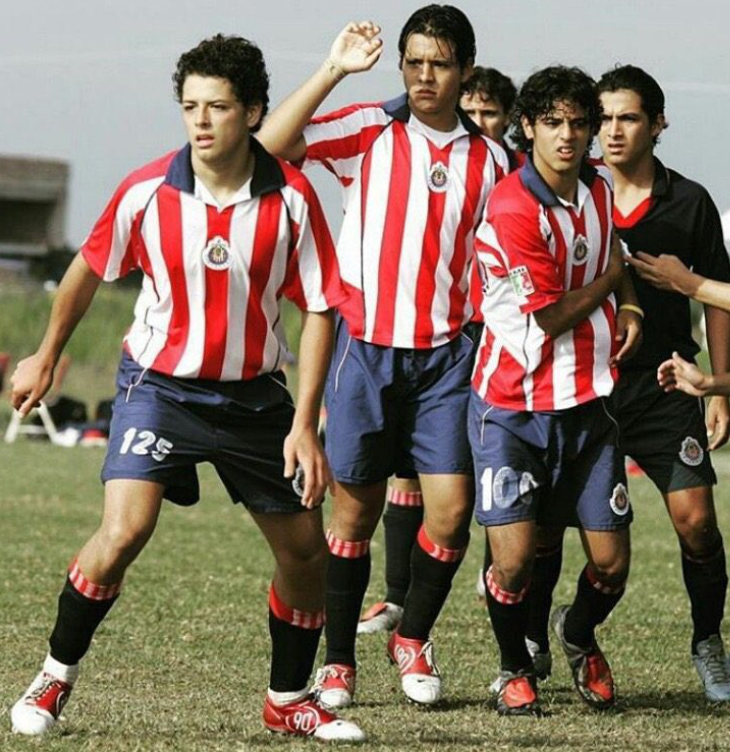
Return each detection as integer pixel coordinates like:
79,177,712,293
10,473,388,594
621,689,730,714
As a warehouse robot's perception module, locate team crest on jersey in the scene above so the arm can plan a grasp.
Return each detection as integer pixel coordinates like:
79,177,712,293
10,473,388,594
609,483,630,516
572,234,590,265
509,265,535,297
428,161,450,193
679,436,704,467
203,236,232,270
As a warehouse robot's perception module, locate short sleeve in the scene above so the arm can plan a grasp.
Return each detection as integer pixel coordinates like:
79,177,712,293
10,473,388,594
478,209,564,314
301,103,388,183
280,174,346,312
692,189,730,283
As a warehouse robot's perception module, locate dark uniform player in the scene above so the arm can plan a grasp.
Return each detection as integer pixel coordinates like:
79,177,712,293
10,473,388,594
471,66,642,716
524,64,730,704
357,65,523,637
603,66,730,700
259,7,508,707
9,36,364,742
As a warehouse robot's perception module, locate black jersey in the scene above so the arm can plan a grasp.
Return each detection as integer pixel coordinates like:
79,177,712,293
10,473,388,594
616,157,730,372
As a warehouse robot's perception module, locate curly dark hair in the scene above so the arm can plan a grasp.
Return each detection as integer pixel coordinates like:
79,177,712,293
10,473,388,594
461,66,517,112
398,4,476,69
598,64,668,145
510,65,601,154
173,34,269,132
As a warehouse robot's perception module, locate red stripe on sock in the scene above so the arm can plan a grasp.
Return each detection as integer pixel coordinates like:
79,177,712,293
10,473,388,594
68,559,122,601
325,530,370,558
416,526,466,563
486,566,529,605
387,488,424,507
268,585,324,630
585,566,625,595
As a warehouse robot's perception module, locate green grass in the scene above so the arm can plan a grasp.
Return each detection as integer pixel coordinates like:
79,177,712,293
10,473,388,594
1,442,730,751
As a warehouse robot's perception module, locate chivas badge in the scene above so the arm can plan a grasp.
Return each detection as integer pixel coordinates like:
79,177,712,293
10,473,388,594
573,234,590,265
203,236,231,270
609,483,630,516
428,161,450,193
679,436,703,467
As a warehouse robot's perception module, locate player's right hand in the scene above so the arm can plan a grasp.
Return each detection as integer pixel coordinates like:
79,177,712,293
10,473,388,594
657,351,710,397
329,21,383,75
9,353,55,417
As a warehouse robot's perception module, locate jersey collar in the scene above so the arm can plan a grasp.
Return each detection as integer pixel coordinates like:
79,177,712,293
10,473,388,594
382,92,483,135
165,137,285,198
651,156,670,199
520,154,598,208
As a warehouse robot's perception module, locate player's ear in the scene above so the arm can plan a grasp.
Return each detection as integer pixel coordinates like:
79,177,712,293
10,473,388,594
521,115,534,142
245,103,264,130
650,113,667,139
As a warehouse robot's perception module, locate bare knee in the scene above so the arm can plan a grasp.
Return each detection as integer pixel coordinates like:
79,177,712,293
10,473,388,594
588,558,629,589
490,556,533,593
673,509,719,552
97,519,155,565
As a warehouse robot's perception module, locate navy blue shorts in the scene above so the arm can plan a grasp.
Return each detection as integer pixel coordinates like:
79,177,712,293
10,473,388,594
616,369,716,493
469,390,632,531
324,318,476,484
101,353,304,513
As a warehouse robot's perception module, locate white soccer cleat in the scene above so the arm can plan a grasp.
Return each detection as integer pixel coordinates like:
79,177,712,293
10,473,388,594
388,632,442,705
693,635,730,702
313,663,356,709
11,656,78,736
357,602,403,635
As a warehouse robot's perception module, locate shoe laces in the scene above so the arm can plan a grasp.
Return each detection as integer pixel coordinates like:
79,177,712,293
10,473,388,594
316,664,350,685
28,674,62,702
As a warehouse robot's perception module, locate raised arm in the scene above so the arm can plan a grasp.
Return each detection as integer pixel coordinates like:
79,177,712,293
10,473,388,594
257,21,383,162
10,253,101,416
534,233,625,339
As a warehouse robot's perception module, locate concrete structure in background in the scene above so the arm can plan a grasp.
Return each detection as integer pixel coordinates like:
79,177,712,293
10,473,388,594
0,156,69,257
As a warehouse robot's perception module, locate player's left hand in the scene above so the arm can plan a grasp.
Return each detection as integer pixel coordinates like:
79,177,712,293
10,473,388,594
283,425,334,509
706,394,730,451
657,351,710,396
627,252,697,296
610,309,643,366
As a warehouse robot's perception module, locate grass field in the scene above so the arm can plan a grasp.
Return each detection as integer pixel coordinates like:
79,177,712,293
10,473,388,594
1,439,730,752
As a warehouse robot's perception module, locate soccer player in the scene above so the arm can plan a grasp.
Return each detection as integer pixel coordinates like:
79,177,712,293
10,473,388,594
601,65,730,700
523,65,730,704
9,35,364,742
357,65,523,637
471,65,642,716
259,6,508,707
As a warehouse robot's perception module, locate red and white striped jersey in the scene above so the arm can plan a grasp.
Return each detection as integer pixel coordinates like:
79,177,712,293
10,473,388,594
301,94,509,349
81,139,343,381
472,158,617,411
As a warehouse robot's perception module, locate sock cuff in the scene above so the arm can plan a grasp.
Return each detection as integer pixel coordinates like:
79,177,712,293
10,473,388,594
43,653,79,685
417,526,467,563
267,687,310,706
269,585,324,630
681,540,725,565
585,565,625,595
486,566,529,604
325,530,370,559
68,559,122,601
387,487,424,507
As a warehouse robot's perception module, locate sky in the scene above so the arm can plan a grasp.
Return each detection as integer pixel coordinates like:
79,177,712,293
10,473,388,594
2,0,729,245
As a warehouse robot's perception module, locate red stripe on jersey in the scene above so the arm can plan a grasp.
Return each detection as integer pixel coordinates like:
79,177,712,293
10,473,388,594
471,325,493,395
151,187,189,374
307,125,388,165
372,121,411,345
569,210,597,402
243,192,283,380
414,141,451,343
486,344,526,410
450,137,488,330
309,101,383,124
199,205,234,380
531,337,555,411
594,178,611,272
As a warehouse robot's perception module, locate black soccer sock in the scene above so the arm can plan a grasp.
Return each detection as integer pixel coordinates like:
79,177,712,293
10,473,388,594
268,585,323,692
383,489,424,607
563,565,625,650
49,561,122,666
525,544,563,652
681,538,728,653
484,566,533,673
397,527,467,641
324,532,371,667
